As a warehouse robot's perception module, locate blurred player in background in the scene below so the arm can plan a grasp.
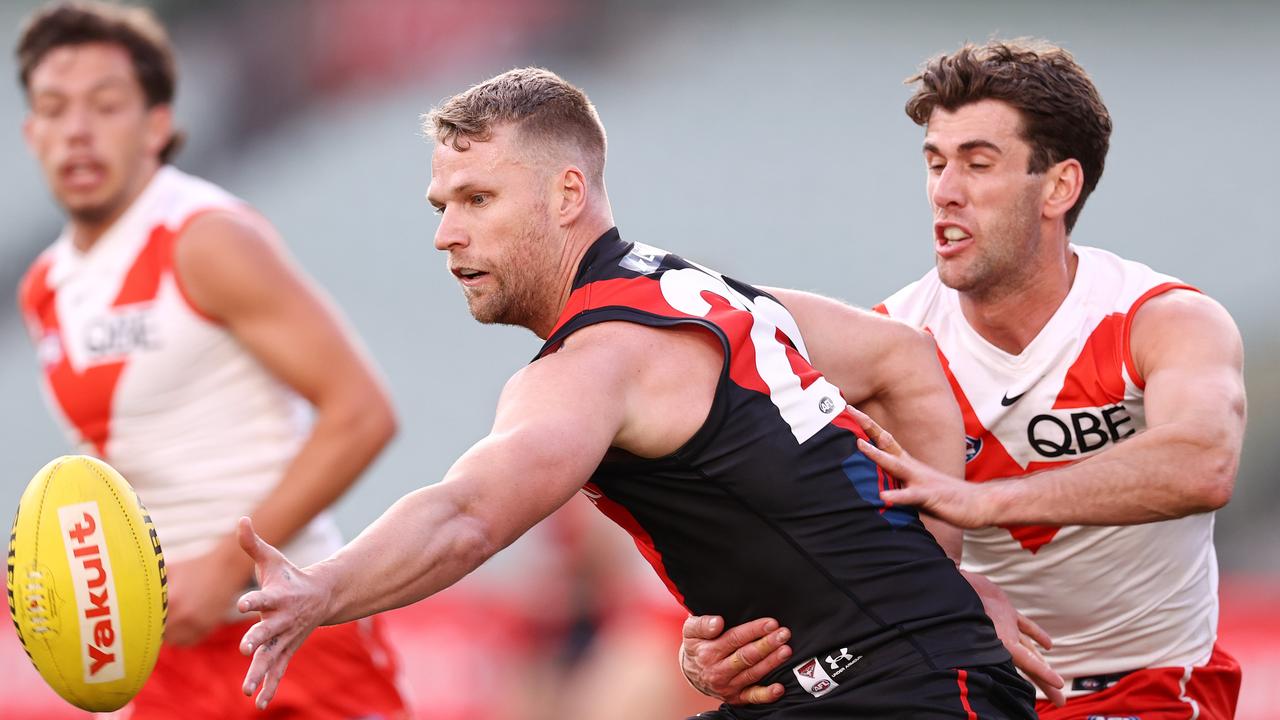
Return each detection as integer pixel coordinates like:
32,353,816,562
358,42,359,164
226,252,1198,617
14,2,407,718
682,39,1246,720
233,67,1039,719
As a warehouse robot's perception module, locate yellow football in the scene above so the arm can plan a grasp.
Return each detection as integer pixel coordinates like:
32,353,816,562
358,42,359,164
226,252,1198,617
6,455,167,711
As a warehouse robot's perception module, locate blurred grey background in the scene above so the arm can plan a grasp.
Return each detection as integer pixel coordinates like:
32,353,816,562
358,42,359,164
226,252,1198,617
2,0,1277,579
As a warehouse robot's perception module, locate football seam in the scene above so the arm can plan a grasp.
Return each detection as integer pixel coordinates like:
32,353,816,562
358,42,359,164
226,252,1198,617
85,458,158,699
39,457,87,708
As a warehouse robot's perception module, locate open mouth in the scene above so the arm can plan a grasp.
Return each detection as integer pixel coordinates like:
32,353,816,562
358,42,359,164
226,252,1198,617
452,267,490,285
934,223,973,256
59,159,107,192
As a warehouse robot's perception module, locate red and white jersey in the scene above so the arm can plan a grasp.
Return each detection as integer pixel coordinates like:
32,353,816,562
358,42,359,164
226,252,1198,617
878,245,1217,692
18,166,341,571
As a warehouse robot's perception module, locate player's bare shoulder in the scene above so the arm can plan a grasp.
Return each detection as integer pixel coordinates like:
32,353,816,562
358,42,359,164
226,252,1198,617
1130,288,1243,378
171,208,298,321
535,321,722,458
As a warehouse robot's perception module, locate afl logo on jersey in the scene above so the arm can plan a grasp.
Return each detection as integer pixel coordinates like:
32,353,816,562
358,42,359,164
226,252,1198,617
964,435,983,463
818,397,835,414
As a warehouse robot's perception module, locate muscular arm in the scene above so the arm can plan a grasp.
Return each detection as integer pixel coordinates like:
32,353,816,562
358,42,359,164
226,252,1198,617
235,321,718,708
161,210,397,645
766,288,964,559
874,290,1245,527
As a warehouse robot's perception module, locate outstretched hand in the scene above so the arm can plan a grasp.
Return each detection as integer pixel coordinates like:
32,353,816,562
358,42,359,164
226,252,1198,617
850,408,995,529
235,517,331,710
680,615,792,705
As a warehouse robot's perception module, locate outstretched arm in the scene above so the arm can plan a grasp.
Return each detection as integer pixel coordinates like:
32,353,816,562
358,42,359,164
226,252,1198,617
235,330,636,709
870,290,1245,527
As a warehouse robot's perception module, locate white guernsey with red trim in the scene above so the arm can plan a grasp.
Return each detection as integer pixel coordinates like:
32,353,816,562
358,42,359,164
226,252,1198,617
877,245,1217,693
18,166,341,569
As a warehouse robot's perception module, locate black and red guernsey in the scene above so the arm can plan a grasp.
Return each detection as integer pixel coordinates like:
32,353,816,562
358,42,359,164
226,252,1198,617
536,230,1023,717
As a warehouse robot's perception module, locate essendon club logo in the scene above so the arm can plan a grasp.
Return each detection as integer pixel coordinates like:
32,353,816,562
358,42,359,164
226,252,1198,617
797,659,816,678
57,503,125,683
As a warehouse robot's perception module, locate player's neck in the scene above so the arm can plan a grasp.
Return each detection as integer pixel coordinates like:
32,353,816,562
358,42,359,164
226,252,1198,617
68,163,162,252
959,244,1078,356
533,214,615,340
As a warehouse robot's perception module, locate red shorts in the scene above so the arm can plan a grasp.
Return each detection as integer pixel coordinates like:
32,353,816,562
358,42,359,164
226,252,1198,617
114,617,408,720
1036,643,1241,720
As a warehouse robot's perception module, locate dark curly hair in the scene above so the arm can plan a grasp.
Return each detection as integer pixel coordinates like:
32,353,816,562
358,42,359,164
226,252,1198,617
905,40,1112,233
17,1,183,163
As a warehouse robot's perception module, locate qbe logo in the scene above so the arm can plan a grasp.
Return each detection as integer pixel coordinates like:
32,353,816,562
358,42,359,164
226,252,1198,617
1026,405,1136,459
58,503,125,683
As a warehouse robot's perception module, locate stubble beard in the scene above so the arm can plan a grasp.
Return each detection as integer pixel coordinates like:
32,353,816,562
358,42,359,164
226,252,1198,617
466,215,557,330
937,185,1043,303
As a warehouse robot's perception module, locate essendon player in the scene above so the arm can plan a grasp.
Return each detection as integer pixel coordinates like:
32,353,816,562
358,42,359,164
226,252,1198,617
683,40,1246,720
15,3,406,718
233,68,1037,719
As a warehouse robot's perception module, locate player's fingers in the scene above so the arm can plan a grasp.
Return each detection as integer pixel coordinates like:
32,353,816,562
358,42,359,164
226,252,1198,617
733,682,786,706
721,617,779,656
849,409,903,455
253,643,296,710
1009,641,1064,695
1016,639,1067,708
856,439,906,477
878,486,924,507
728,621,785,666
242,641,272,694
733,639,792,688
237,589,277,615
683,614,725,641
1041,680,1067,708
254,665,281,710
737,626,790,668
239,618,282,656
236,516,279,569
1016,613,1053,651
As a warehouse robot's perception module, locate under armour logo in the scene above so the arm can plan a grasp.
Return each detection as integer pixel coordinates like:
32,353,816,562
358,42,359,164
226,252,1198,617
826,648,853,669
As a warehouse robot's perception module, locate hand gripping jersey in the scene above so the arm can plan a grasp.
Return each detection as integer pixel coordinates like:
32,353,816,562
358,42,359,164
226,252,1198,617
878,245,1218,693
18,166,341,571
537,230,1011,714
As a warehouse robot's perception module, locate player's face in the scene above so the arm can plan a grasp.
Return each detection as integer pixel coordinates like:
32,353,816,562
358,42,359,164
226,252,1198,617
428,125,561,329
23,42,172,231
923,99,1047,298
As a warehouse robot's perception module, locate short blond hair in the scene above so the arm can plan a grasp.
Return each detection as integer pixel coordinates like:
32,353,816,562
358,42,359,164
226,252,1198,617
425,67,607,187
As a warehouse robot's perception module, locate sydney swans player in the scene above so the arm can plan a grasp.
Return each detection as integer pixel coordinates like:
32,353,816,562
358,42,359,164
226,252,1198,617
681,40,1246,720
15,3,406,717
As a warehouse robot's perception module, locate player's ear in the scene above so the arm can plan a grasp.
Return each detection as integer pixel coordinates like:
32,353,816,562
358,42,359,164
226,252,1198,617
144,103,174,161
1042,158,1083,224
556,165,588,226
22,114,35,152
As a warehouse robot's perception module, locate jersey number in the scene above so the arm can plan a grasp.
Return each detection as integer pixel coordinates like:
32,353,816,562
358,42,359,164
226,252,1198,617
659,267,845,444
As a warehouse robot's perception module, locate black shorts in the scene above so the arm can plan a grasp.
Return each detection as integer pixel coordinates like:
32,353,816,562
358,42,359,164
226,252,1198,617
687,660,1036,720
